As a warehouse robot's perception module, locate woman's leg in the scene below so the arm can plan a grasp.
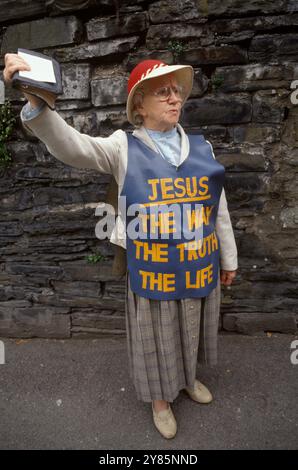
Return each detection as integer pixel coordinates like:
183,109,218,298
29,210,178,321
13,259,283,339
152,399,169,412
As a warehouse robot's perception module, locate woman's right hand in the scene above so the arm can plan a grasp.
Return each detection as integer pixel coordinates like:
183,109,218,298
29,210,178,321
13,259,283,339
3,52,43,109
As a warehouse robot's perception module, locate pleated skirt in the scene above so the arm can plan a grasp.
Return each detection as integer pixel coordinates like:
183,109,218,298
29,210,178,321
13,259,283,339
124,268,221,403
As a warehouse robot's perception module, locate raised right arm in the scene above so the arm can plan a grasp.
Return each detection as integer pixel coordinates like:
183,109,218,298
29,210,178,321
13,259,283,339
3,52,123,176
20,104,123,175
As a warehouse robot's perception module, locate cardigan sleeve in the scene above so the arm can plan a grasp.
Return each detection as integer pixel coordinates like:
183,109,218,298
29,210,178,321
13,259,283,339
20,103,123,177
216,188,238,271
21,101,46,121
206,140,238,271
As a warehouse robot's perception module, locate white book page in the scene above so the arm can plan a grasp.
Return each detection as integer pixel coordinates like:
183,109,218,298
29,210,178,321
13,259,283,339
18,51,56,83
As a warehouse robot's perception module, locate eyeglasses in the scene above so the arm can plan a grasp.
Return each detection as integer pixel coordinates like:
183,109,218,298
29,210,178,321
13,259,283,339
150,84,185,101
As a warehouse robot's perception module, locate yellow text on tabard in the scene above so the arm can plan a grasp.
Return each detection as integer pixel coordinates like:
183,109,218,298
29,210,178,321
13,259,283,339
185,264,213,288
139,270,176,292
186,206,213,230
176,230,218,261
138,211,176,234
133,241,169,262
133,231,218,263
147,176,210,201
137,205,214,235
138,264,214,293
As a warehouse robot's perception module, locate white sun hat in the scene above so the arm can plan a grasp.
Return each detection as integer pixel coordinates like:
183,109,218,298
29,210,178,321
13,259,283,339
126,59,194,125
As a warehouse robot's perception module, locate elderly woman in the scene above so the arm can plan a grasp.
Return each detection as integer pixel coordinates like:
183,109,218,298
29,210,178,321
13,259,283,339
4,55,237,440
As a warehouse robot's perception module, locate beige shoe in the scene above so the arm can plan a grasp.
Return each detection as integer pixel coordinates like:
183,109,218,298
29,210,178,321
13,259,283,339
152,403,177,439
184,379,213,404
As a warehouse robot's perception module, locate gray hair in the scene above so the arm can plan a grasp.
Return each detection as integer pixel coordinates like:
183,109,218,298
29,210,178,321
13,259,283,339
131,85,146,128
130,75,185,127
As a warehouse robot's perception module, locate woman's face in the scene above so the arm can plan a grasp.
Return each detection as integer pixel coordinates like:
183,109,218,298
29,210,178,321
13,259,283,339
135,72,184,132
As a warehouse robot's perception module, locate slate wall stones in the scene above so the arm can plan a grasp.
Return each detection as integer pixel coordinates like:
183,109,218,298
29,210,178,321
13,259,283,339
181,95,252,126
0,1,46,24
44,36,139,62
179,46,248,65
1,16,83,54
249,34,298,62
86,12,149,40
0,0,297,338
91,75,128,107
60,64,91,100
148,0,204,23
200,0,288,17
146,24,205,49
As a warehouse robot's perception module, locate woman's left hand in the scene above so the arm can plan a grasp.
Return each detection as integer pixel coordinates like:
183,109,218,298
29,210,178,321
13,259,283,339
220,269,237,286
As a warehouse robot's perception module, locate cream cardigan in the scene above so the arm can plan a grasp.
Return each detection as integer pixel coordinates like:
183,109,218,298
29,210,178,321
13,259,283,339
21,105,238,271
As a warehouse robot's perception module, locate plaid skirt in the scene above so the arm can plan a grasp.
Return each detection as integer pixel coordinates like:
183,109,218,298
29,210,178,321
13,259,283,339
124,268,221,403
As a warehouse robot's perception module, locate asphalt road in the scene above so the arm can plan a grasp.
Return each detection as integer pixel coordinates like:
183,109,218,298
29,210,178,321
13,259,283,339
0,332,297,450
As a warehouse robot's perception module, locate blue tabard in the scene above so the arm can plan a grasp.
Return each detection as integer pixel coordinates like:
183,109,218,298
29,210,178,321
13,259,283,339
119,132,226,300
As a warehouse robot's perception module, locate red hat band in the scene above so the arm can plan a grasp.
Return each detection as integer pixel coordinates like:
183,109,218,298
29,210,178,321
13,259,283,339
127,60,167,95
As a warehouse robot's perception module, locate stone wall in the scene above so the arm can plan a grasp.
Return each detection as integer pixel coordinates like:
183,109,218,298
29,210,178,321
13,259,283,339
0,0,297,338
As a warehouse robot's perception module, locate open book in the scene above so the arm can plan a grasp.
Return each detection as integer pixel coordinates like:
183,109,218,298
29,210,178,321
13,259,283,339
12,48,63,110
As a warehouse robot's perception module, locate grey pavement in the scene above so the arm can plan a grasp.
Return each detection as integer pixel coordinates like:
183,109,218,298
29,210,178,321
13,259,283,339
0,332,297,450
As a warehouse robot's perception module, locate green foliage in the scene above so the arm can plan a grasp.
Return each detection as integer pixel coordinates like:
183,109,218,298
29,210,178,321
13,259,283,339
0,100,16,168
86,252,106,264
211,74,225,91
167,40,186,62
